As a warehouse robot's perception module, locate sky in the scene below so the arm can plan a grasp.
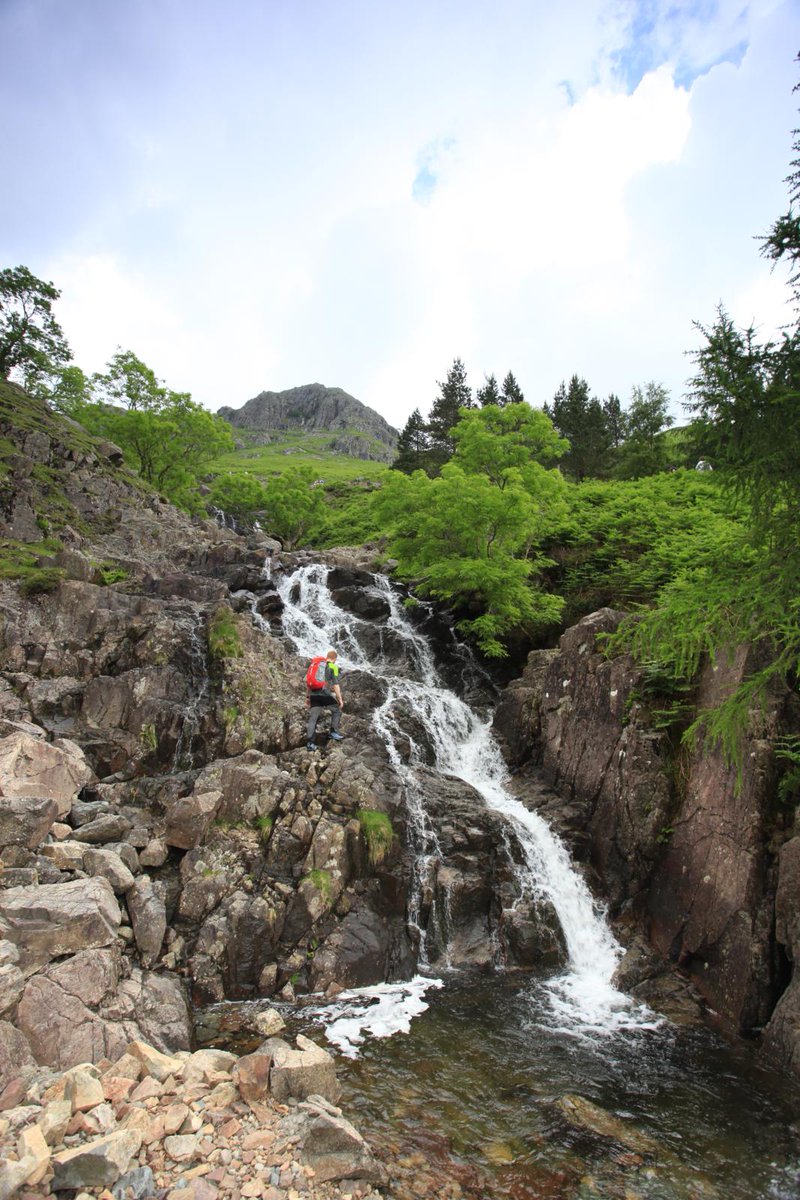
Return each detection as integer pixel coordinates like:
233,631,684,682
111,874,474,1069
2,0,799,431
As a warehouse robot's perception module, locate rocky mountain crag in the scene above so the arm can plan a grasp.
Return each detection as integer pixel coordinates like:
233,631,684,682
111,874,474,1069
217,385,399,463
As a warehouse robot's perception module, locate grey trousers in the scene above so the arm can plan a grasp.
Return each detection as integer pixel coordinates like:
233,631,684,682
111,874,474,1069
307,694,341,741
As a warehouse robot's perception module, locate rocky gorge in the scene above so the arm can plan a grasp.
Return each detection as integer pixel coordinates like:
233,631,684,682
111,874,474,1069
2,382,800,1199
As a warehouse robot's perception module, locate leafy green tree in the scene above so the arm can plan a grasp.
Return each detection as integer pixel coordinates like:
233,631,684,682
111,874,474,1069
49,365,92,414
374,463,564,656
476,373,502,407
75,349,233,510
501,371,525,405
393,407,431,474
427,357,474,470
545,375,610,480
262,466,325,548
207,474,269,523
616,382,673,478
451,402,568,488
0,266,72,392
92,349,164,410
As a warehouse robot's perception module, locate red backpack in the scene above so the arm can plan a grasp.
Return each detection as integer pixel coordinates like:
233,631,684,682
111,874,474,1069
306,655,328,691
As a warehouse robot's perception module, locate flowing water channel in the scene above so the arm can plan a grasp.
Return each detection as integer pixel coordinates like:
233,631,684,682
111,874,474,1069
212,562,800,1198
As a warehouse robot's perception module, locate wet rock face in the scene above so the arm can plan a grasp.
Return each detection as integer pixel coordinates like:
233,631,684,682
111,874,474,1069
407,768,566,971
495,608,800,1055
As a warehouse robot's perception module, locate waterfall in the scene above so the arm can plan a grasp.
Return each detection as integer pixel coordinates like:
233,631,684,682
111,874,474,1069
277,563,650,1034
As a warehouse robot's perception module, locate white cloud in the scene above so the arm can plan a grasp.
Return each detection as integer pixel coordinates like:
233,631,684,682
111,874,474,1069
3,0,797,431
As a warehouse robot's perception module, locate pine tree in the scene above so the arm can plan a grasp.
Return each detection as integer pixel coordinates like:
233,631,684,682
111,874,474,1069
427,357,473,471
546,375,611,479
603,394,627,446
392,407,431,474
476,373,501,407
501,371,525,405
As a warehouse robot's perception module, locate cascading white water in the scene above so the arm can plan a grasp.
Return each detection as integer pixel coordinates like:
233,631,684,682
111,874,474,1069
277,563,652,1034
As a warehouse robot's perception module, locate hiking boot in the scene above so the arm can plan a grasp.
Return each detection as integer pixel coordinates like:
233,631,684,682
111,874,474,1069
329,732,344,741
306,742,317,751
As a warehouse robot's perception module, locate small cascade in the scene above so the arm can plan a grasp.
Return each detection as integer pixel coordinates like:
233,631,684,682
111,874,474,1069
172,607,212,770
277,563,647,1032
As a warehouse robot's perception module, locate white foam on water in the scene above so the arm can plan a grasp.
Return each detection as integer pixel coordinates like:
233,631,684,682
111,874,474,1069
304,977,445,1058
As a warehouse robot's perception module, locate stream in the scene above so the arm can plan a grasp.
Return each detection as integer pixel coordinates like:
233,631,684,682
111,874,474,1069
209,561,800,1198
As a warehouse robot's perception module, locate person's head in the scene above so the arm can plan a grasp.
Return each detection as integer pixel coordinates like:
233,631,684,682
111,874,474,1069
326,649,338,662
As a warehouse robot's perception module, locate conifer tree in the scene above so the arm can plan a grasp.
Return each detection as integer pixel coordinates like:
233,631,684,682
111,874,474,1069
392,407,431,474
545,375,610,479
427,357,473,471
501,371,525,405
476,373,501,407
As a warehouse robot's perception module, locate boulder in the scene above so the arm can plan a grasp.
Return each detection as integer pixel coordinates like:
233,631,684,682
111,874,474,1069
126,1041,186,1083
125,877,166,967
73,814,133,845
40,840,86,870
51,1129,143,1190
83,847,136,894
0,942,24,1017
164,791,222,850
0,731,94,818
232,1051,272,1104
264,1035,340,1104
0,1021,35,1090
291,1095,385,1184
0,795,59,850
0,877,121,973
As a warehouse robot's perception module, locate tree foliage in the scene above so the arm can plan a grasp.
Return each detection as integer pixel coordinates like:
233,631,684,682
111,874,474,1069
616,382,674,479
65,349,234,511
545,375,612,480
393,407,431,474
0,266,72,393
609,84,800,766
376,403,567,655
261,466,325,548
427,357,474,470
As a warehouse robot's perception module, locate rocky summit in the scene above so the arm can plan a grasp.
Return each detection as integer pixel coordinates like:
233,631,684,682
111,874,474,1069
217,385,399,463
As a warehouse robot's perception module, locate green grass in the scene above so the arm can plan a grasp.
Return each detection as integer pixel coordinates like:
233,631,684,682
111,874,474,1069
357,809,394,866
208,428,392,485
303,868,333,905
0,538,65,594
208,605,244,661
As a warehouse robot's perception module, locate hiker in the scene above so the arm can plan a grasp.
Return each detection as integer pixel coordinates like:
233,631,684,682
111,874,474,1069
306,649,345,750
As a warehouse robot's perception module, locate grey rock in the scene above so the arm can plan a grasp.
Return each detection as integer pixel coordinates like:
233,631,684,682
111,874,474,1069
291,1096,385,1184
111,1165,156,1200
265,1034,341,1104
0,877,121,973
83,847,136,894
125,878,166,967
0,795,59,850
73,814,133,844
51,1129,143,1190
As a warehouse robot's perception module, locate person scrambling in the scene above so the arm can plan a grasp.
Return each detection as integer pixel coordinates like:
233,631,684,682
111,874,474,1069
305,649,345,750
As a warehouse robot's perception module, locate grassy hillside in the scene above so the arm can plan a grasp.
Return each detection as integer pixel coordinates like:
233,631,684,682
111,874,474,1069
208,429,392,484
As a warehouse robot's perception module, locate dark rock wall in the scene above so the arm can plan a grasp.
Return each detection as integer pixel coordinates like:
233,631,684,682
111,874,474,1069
494,608,800,1071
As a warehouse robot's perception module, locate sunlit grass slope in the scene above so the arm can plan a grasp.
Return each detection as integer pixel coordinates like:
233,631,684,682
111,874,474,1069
207,429,392,484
